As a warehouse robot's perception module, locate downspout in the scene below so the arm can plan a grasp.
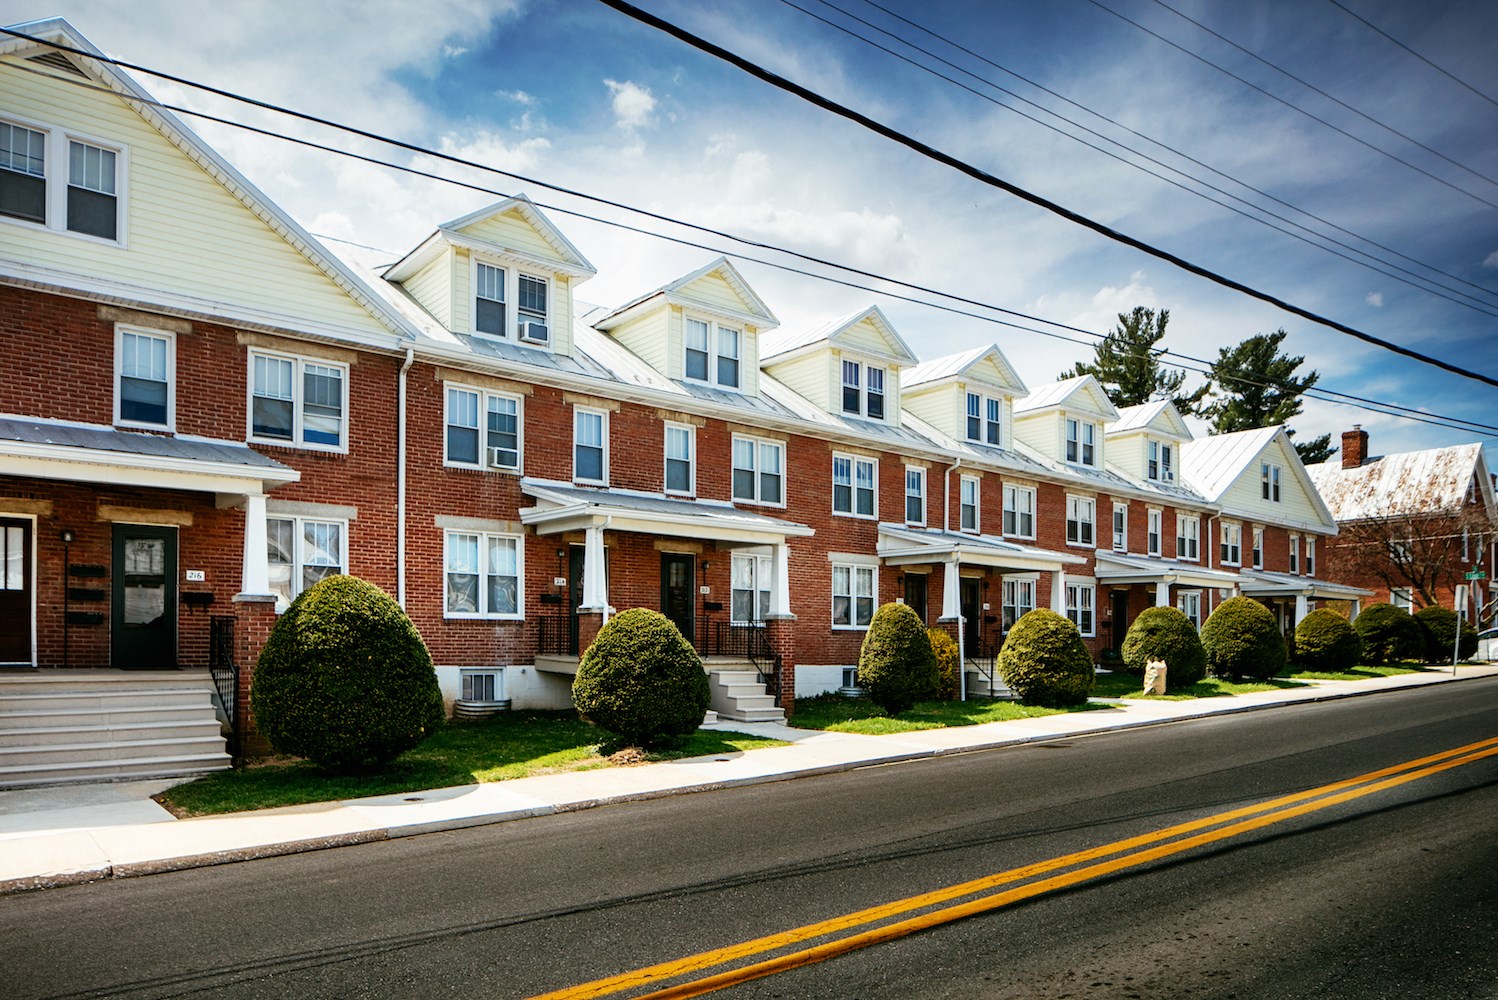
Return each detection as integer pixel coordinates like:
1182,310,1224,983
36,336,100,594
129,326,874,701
397,346,415,608
1204,512,1218,617
943,458,965,701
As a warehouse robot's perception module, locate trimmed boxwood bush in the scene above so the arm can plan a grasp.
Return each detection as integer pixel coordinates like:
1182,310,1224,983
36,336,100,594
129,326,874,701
928,627,960,701
1413,605,1478,663
857,603,938,716
1120,606,1206,689
1293,608,1362,672
251,575,444,773
998,608,1094,707
572,608,710,747
1201,596,1286,681
1353,602,1424,665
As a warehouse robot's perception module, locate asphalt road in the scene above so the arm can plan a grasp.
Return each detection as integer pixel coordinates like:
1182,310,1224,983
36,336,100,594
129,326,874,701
5,679,1497,1000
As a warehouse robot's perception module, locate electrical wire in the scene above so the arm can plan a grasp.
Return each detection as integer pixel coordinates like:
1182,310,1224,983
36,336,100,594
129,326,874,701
1325,0,1498,112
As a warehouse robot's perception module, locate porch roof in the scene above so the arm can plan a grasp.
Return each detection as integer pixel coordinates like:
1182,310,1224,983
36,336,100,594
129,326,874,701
1235,569,1374,601
1094,551,1243,590
518,478,815,546
0,417,299,495
875,523,1086,572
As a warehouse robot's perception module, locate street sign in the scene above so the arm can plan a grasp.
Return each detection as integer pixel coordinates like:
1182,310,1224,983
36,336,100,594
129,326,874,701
1465,570,1487,580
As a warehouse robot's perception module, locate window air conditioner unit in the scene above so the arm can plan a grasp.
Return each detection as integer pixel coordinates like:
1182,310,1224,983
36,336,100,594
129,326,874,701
519,320,549,344
487,447,514,469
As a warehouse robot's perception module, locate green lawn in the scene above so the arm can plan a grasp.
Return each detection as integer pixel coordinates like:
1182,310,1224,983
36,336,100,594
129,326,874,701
1090,671,1307,701
789,694,1114,734
1281,664,1425,681
157,711,786,817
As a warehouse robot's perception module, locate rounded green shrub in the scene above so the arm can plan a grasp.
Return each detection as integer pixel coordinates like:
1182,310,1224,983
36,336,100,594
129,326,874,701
857,603,938,716
1120,606,1206,688
998,609,1094,707
251,575,444,773
1413,605,1478,663
928,627,960,701
1201,596,1286,681
1293,608,1362,672
572,608,710,747
1353,603,1424,665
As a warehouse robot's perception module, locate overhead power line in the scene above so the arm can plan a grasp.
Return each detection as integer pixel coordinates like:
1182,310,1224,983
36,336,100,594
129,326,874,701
591,0,1498,390
1326,0,1498,112
2,29,1494,440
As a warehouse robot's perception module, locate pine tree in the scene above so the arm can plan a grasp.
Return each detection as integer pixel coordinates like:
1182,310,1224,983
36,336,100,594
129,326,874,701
1061,307,1207,412
1201,329,1335,463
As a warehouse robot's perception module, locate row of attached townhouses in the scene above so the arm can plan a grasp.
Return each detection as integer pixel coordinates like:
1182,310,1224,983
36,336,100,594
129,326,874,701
0,21,1376,779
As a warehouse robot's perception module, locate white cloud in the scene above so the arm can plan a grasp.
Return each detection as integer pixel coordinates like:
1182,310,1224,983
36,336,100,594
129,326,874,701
1365,292,1385,307
604,79,657,129
442,44,468,59
433,131,551,176
1484,250,1498,269
496,89,536,106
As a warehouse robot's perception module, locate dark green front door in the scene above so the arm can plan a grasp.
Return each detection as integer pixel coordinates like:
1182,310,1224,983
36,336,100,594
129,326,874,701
661,553,695,647
111,524,177,668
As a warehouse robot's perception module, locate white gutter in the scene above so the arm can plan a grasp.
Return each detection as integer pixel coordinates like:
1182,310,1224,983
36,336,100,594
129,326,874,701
397,346,415,608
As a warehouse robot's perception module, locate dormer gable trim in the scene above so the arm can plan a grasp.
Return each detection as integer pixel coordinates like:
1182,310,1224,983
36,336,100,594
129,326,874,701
594,256,778,332
905,344,1029,398
384,196,596,284
1106,399,1192,441
1013,374,1119,422
763,305,919,367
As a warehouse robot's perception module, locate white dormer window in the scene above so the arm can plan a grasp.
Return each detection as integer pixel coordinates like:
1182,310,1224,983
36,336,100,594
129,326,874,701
475,262,506,337
1,117,128,243
1066,419,1096,466
867,366,885,420
473,260,551,346
517,274,548,344
1261,463,1282,502
684,316,741,389
1148,440,1175,482
965,393,1002,445
841,361,886,420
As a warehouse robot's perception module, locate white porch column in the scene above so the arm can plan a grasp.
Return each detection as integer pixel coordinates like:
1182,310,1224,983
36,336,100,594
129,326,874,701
239,493,272,597
1051,568,1067,613
1350,598,1361,619
1156,579,1172,607
1293,593,1309,626
581,523,608,614
940,557,961,619
768,541,793,618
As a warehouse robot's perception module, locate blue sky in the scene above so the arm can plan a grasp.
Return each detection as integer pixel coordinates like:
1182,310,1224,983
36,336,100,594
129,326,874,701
13,0,1498,461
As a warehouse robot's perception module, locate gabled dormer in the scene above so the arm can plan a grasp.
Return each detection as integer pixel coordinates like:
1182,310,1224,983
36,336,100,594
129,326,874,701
384,194,595,357
1012,374,1119,469
760,306,918,425
901,343,1028,451
1105,399,1191,484
592,257,777,397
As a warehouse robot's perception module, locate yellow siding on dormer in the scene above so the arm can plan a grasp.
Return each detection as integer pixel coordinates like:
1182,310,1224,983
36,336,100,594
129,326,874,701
553,275,574,357
1012,412,1059,458
610,306,671,377
677,271,752,314
456,208,562,262
452,247,472,335
403,248,453,329
1111,431,1148,479
766,352,831,411
0,60,390,338
969,355,1017,391
1219,435,1325,529
904,386,957,440
839,316,892,357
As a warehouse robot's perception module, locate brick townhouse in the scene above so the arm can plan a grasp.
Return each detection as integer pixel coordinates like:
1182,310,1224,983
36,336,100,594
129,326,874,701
0,19,1370,785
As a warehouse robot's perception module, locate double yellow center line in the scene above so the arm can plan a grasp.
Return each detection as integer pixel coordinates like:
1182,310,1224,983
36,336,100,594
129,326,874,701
534,735,1498,1000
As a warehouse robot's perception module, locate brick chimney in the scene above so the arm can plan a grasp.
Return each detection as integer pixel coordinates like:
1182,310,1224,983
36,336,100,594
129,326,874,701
1341,425,1368,469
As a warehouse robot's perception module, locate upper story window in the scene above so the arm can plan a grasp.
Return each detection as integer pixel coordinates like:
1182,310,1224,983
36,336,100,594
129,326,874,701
1,119,125,243
732,435,784,506
1066,495,1095,547
1148,440,1175,482
445,385,521,471
959,475,980,533
833,454,877,518
1220,522,1243,566
1177,514,1200,561
1306,536,1317,576
1290,534,1300,574
115,326,173,429
444,531,521,619
1261,463,1282,502
1251,526,1264,569
267,516,344,612
685,316,741,389
1003,484,1035,538
516,275,549,344
904,467,925,526
664,423,695,495
1147,508,1162,556
1112,502,1127,552
1066,418,1096,466
475,263,506,337
841,360,886,420
473,261,550,345
250,351,346,451
573,407,608,484
965,393,1003,445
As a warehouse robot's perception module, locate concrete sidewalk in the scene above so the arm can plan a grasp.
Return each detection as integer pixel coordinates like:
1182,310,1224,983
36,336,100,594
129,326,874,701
3,665,1495,895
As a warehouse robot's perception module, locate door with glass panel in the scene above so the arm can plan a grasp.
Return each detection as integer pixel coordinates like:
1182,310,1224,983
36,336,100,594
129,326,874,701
111,524,177,668
0,518,32,664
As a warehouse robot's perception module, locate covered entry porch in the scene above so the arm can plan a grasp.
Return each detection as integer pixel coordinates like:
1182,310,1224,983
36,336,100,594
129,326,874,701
1094,552,1244,651
1236,570,1373,635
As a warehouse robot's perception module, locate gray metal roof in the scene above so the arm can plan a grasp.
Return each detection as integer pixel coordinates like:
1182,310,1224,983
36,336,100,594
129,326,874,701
0,417,291,470
520,478,811,532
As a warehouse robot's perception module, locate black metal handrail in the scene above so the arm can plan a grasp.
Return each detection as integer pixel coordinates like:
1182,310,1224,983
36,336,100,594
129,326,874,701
537,614,579,656
703,620,780,701
208,615,239,760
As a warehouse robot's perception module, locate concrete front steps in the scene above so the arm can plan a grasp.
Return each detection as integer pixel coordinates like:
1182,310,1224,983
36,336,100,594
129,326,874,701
0,670,231,789
965,663,1016,699
706,663,786,723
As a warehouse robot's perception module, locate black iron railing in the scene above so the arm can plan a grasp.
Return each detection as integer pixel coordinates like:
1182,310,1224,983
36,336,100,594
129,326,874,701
964,628,1003,693
537,614,579,656
703,621,781,701
208,615,240,760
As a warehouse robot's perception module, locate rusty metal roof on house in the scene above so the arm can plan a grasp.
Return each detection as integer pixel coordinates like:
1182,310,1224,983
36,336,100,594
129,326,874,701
1306,442,1492,520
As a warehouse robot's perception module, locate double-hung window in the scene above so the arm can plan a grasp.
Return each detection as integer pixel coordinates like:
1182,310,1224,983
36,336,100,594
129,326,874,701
267,516,344,611
1066,495,1095,546
473,261,550,345
841,361,887,419
1002,578,1035,630
1148,509,1162,556
833,454,876,518
1177,514,1200,561
731,552,772,623
1261,463,1282,502
904,467,925,525
1066,419,1096,466
1148,440,1175,482
965,393,1002,444
732,436,784,505
0,122,46,225
866,366,885,420
573,408,608,484
1290,535,1300,574
250,352,346,451
1220,523,1242,566
1177,591,1202,628
1306,536,1316,576
959,475,979,533
664,423,695,495
683,316,742,389
444,531,521,618
516,274,548,343
1112,502,1128,552
445,385,521,470
1003,484,1035,538
115,327,173,429
841,361,860,414
832,562,875,628
1066,582,1095,636
1252,527,1264,569
474,262,506,337
67,140,117,240
966,393,982,441
0,121,124,241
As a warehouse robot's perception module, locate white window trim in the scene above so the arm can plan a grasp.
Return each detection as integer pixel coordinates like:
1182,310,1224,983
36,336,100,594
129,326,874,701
1001,576,1037,630
1065,417,1098,468
1066,581,1096,637
469,254,553,348
1112,502,1128,552
731,550,774,625
0,112,129,247
663,421,696,497
1261,463,1283,503
964,390,1003,445
1306,536,1317,577
1002,483,1036,540
1066,494,1096,549
1147,508,1163,557
112,324,175,432
1177,514,1201,563
831,559,877,630
266,514,347,613
442,381,524,473
572,406,609,485
682,312,745,392
730,434,787,509
1251,526,1264,569
832,452,878,520
246,348,350,454
443,529,525,621
1220,522,1243,567
1289,533,1301,575
1177,589,1203,628
959,474,981,534
904,465,926,527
